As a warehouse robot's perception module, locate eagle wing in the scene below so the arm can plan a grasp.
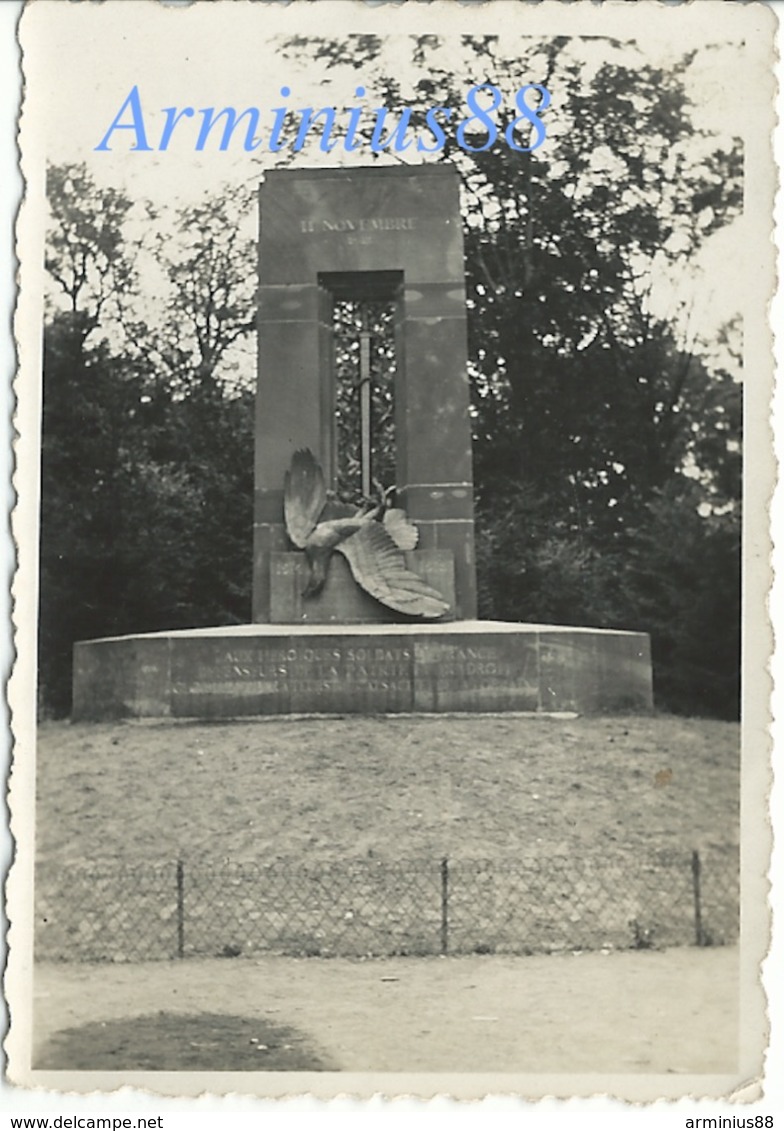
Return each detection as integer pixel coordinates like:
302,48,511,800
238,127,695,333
382,507,419,551
336,522,449,619
283,449,327,549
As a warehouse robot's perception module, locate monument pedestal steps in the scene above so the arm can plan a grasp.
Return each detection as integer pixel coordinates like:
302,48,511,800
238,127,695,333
72,620,652,721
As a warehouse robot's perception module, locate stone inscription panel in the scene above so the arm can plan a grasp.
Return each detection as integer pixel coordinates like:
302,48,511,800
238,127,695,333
170,635,415,716
260,168,464,286
287,637,414,713
171,637,291,717
300,216,417,232
73,626,653,719
413,634,540,712
300,215,418,249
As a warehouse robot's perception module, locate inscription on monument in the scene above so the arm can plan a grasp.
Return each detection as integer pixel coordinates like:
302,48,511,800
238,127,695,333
299,216,417,233
413,637,540,712
170,637,416,715
221,643,413,694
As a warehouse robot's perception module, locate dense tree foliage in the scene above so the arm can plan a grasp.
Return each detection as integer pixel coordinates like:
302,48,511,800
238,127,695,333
38,36,742,717
39,173,255,714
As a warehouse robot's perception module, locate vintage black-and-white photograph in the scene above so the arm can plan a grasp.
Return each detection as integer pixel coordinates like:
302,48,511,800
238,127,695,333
8,0,775,1102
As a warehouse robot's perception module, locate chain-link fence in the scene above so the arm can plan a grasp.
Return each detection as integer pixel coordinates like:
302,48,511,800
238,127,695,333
35,847,738,963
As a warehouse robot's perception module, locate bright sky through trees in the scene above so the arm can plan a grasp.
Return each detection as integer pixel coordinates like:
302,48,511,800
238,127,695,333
27,3,751,356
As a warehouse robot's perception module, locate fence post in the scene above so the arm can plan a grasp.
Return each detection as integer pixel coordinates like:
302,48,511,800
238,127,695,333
176,858,185,959
440,857,449,955
691,849,703,946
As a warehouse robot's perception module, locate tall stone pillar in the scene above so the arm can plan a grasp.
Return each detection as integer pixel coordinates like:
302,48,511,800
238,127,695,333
254,166,477,622
395,279,477,619
253,279,335,621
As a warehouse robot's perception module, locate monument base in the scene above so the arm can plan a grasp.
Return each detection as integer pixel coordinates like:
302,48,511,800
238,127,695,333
72,621,653,721
269,550,456,624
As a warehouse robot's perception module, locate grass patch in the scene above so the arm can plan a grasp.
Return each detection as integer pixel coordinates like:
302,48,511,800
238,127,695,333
35,1011,335,1071
36,714,739,866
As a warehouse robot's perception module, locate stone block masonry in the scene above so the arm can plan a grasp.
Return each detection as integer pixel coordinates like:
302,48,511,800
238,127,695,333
72,622,653,721
254,166,477,622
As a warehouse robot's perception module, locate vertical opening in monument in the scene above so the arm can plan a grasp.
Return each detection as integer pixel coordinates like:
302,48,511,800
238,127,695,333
333,299,397,500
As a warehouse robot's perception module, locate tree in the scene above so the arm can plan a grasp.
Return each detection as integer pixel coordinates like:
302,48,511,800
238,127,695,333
38,313,148,712
148,189,258,399
39,165,145,711
621,480,741,719
44,163,138,343
39,167,257,715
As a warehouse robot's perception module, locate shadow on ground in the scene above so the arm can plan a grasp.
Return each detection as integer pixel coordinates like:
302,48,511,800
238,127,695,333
34,1011,336,1071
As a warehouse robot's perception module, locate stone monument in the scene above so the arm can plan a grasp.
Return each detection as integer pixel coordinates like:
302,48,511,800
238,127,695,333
72,166,653,720
254,166,476,625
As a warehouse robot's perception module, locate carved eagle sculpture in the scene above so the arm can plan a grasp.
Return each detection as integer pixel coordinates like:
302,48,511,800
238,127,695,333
283,448,449,619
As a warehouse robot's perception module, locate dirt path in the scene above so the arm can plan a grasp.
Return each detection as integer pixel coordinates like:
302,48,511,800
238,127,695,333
34,946,738,1075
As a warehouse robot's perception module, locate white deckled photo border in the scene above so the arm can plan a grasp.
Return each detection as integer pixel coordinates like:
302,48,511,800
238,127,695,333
3,0,781,1113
